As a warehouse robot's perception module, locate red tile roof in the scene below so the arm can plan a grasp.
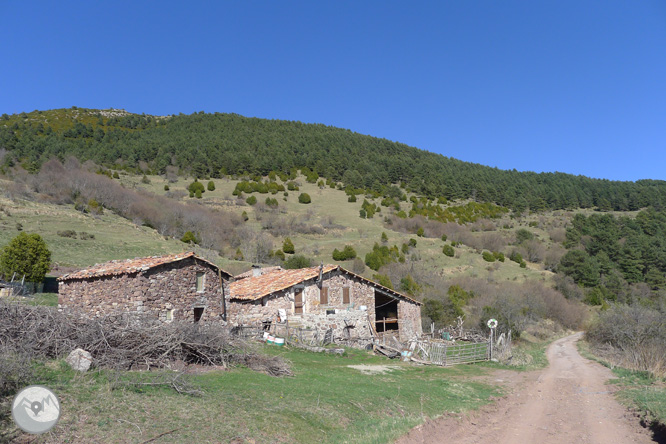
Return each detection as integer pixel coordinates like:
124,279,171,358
229,265,420,305
230,265,337,301
58,252,232,281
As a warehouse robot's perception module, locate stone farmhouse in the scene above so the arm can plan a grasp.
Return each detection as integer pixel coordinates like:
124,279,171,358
229,265,422,343
58,252,232,322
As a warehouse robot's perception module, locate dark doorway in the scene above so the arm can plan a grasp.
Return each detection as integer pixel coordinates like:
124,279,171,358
374,291,399,333
193,307,204,322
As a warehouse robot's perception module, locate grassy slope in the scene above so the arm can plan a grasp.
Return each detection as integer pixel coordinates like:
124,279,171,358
124,173,553,283
22,348,499,444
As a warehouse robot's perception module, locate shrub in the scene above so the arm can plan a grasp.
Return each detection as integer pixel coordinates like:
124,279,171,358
372,273,393,289
234,248,244,261
112,171,120,179
482,251,495,262
282,238,295,254
359,209,366,219
441,234,447,242
164,184,170,191
265,197,278,208
141,175,150,184
408,238,417,248
246,195,257,205
241,211,249,221
515,228,534,244
332,245,357,261
207,180,215,191
287,181,299,191
273,249,285,261
180,231,199,244
381,232,388,243
284,255,312,269
79,232,95,240
509,251,523,264
298,193,311,204
195,189,202,199
0,233,51,282
442,245,455,257
416,227,424,237
348,194,357,203
57,230,77,238
493,251,505,262
188,180,205,195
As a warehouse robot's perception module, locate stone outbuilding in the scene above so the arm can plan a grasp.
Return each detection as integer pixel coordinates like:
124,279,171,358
58,252,232,322
228,265,422,343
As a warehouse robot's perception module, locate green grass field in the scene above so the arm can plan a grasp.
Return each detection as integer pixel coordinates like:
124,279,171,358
18,347,500,444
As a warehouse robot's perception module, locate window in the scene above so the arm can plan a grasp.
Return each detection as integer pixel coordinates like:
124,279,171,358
320,287,328,305
194,307,204,322
196,272,205,293
166,309,174,322
294,288,304,314
342,287,350,304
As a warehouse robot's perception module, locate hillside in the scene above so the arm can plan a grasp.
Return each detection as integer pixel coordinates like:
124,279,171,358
2,108,666,212
0,107,665,384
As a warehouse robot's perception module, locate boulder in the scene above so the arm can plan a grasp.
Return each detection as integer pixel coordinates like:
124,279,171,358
66,348,93,372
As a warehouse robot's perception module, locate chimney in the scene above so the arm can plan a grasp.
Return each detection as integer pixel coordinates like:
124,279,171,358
252,265,262,277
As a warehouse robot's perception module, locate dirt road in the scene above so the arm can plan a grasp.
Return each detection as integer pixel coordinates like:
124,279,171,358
398,333,657,444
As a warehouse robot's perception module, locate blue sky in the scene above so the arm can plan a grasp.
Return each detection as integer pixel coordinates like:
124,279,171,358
2,1,665,181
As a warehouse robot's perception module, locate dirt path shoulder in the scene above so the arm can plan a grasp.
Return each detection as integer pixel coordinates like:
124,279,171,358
397,333,657,444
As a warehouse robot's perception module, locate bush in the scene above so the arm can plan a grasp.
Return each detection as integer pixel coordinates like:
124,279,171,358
195,189,202,199
207,180,215,191
442,245,455,257
482,251,495,262
298,193,311,204
372,273,393,289
586,304,666,375
441,234,447,242
282,238,295,254
164,184,170,191
57,230,77,238
180,231,199,244
416,227,424,237
112,171,120,179
265,197,278,208
0,233,51,283
273,249,285,261
188,180,205,195
332,245,357,261
246,195,257,205
284,255,312,269
348,194,357,203
141,175,150,184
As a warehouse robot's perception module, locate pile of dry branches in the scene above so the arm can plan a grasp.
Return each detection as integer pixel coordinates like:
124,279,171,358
0,300,292,376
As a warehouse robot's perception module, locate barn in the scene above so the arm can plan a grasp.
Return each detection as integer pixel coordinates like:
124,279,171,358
58,252,232,322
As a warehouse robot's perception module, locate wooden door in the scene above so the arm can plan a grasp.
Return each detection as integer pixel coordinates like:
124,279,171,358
294,289,304,314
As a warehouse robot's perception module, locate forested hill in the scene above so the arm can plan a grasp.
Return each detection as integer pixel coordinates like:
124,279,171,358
2,107,665,212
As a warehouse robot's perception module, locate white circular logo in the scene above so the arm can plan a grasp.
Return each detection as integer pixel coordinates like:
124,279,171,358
11,385,61,434
487,318,498,329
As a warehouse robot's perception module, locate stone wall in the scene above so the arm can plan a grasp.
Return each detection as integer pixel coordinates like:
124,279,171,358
398,299,423,341
59,257,228,322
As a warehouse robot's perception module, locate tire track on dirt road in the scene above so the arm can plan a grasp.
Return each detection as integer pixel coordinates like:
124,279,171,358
397,332,658,444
